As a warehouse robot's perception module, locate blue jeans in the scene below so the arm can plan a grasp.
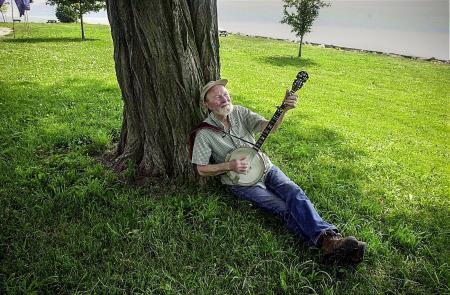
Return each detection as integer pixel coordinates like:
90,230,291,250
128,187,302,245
228,166,336,246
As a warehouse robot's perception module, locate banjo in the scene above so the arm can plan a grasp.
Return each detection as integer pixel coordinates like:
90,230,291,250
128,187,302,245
225,71,309,186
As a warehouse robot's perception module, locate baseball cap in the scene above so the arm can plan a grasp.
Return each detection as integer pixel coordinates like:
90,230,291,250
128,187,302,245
200,79,228,101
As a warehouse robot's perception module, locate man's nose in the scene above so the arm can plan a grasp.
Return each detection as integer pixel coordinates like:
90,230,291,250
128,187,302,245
219,95,229,102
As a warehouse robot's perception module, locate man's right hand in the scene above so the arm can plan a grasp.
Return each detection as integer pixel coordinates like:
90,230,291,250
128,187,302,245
196,157,249,177
228,157,249,174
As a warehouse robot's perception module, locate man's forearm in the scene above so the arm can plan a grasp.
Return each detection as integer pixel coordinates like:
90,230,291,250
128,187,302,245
197,162,230,177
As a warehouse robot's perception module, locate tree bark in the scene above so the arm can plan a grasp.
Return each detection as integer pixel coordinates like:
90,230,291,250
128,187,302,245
298,34,303,58
79,1,85,40
106,0,220,184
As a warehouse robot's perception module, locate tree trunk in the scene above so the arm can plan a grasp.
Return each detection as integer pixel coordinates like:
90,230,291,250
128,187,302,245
79,2,85,41
298,35,303,58
106,0,220,184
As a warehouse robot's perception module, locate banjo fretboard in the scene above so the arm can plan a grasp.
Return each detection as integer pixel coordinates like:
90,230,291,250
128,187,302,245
254,103,287,150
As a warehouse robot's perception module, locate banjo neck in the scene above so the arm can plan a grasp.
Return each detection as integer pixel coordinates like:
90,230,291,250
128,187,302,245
253,71,308,151
254,100,289,150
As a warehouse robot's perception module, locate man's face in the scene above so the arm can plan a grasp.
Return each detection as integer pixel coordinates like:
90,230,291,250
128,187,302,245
204,85,233,117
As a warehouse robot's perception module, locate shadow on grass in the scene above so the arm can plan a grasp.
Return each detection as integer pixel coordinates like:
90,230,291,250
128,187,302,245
2,77,445,246
258,55,318,68
1,76,447,293
2,37,99,43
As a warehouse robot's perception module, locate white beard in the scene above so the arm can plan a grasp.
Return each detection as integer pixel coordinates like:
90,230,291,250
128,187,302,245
215,103,234,117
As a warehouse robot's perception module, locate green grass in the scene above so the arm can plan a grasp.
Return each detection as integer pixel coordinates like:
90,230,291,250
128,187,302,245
0,23,449,294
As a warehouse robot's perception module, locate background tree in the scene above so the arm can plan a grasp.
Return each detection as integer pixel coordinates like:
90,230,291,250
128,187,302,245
106,0,220,184
55,4,78,23
0,1,8,22
281,0,330,58
46,0,105,40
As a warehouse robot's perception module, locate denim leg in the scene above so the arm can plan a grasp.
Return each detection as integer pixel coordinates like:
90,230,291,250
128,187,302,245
264,166,337,245
228,184,288,218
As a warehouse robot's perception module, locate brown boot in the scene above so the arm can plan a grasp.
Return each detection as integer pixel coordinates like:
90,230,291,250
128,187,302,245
319,231,366,263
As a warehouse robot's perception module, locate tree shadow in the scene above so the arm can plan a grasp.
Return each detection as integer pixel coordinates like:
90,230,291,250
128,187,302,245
1,74,447,292
258,55,318,68
2,37,99,43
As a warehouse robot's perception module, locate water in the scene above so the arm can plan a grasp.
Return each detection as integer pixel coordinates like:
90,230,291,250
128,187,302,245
2,0,448,60
217,0,449,60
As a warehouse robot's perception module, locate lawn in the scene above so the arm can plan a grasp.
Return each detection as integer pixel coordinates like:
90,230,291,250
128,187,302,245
0,23,449,294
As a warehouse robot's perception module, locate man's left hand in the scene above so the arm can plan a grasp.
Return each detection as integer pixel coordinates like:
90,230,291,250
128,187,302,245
283,89,298,111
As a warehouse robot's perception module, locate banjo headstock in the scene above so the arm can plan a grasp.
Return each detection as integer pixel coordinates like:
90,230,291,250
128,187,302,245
290,71,309,93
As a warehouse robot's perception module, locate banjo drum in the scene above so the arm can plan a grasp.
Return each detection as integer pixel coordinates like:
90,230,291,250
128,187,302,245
225,71,309,186
225,146,267,186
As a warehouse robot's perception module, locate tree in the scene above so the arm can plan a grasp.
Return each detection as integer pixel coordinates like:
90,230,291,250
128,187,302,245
281,0,330,58
0,2,8,23
106,1,220,184
55,4,78,23
46,0,105,40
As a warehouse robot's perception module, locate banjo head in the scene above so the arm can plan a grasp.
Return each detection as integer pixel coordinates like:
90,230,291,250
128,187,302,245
225,147,266,186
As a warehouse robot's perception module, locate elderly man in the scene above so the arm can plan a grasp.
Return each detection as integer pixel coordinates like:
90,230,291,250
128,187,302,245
190,79,366,263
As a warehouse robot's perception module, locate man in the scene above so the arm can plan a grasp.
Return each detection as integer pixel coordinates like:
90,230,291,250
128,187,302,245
191,79,366,263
